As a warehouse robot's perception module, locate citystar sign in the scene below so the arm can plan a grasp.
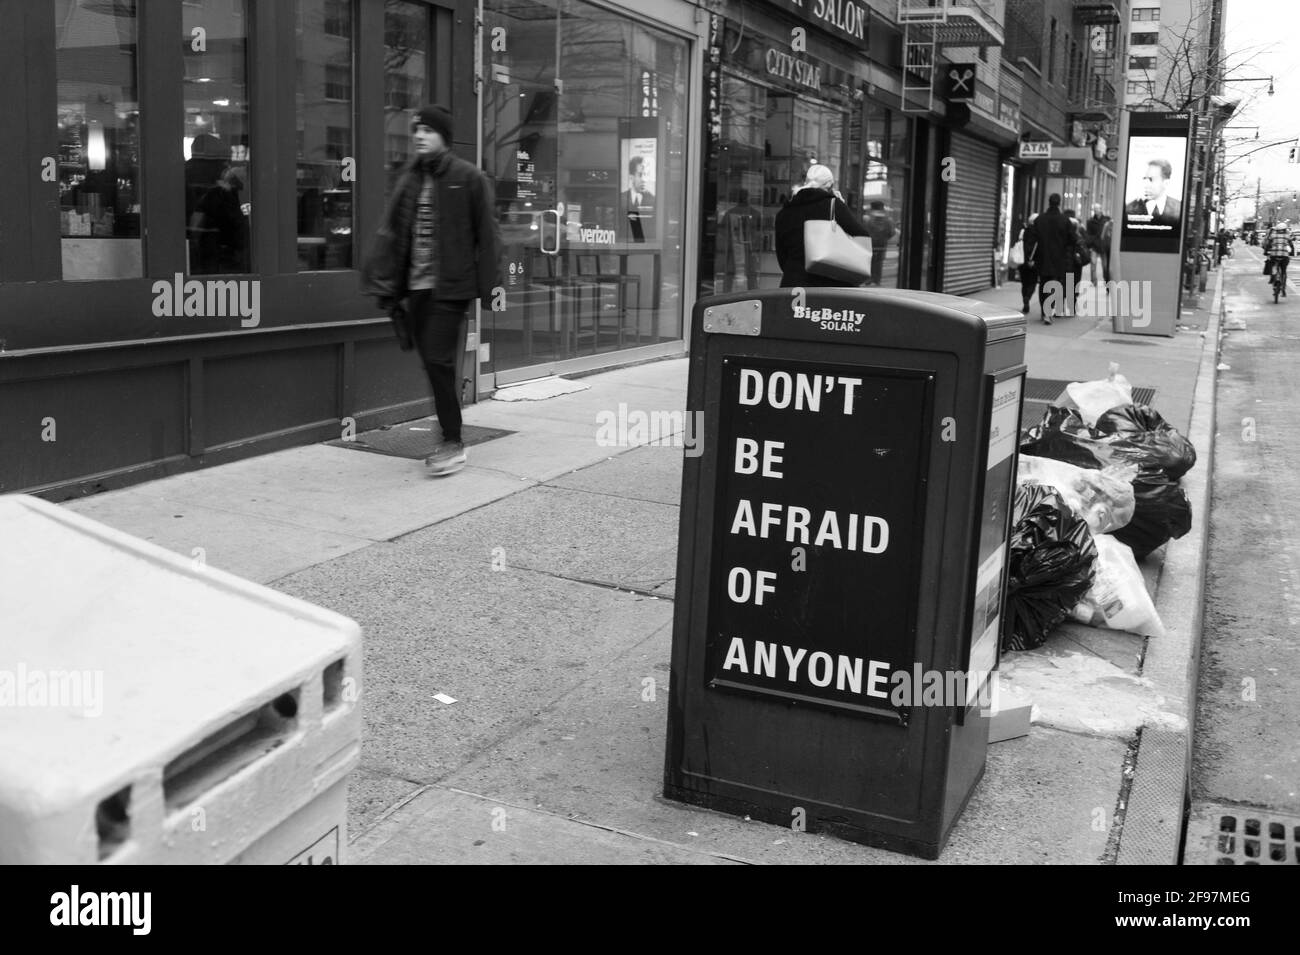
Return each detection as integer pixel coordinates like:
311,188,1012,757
766,48,822,91
764,0,868,47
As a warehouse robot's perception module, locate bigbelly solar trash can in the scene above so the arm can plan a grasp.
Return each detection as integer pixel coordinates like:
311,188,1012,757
663,287,1026,859
0,494,362,865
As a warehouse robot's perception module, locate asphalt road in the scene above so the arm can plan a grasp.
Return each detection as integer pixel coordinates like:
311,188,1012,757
1190,244,1300,818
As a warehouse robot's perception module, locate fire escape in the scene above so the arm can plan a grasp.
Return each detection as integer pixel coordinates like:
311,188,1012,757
897,0,1006,113
1070,2,1121,155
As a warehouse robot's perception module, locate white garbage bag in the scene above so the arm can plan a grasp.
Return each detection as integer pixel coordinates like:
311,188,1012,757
1070,533,1167,637
1064,362,1134,427
1017,454,1138,535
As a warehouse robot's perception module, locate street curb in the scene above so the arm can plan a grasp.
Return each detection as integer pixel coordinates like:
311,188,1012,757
1114,268,1223,865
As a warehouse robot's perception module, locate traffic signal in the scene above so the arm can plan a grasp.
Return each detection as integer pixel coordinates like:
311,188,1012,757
1291,144,1299,163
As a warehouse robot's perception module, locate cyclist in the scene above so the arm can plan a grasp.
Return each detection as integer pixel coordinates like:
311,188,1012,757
1266,224,1295,296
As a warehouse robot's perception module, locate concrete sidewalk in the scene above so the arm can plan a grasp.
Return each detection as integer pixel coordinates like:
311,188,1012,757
59,274,1222,864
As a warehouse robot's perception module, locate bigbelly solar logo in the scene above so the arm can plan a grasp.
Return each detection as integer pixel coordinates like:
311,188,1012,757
792,305,866,333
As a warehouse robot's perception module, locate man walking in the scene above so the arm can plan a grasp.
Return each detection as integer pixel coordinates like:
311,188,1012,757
1033,193,1073,324
1085,203,1112,283
363,104,502,476
864,200,896,287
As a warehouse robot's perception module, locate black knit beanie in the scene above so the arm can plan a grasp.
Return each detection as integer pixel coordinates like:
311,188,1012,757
413,104,453,142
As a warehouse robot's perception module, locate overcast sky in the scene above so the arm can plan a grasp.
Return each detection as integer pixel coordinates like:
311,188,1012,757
1220,0,1299,219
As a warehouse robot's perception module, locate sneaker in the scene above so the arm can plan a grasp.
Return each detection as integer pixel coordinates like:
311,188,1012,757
425,441,466,476
1042,315,1053,325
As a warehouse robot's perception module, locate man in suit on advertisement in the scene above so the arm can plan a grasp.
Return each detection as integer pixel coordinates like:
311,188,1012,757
621,155,655,242
1125,158,1182,227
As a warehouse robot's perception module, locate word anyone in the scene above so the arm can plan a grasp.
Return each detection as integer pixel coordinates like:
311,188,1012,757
152,274,261,327
719,638,998,708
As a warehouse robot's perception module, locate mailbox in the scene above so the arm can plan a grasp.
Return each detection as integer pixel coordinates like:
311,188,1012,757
663,287,1026,859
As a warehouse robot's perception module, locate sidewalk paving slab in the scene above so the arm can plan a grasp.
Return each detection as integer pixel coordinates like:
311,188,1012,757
41,277,1222,864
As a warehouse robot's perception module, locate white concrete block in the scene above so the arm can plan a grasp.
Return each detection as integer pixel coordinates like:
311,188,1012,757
0,494,362,864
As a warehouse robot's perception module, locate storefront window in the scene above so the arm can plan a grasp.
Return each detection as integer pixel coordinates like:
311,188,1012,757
183,0,252,275
56,0,142,280
700,19,863,298
384,0,428,192
296,0,354,271
481,0,689,377
863,102,910,289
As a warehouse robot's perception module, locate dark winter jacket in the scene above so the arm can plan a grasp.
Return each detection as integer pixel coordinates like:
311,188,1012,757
774,187,871,287
1020,223,1040,276
362,149,502,307
1032,206,1075,280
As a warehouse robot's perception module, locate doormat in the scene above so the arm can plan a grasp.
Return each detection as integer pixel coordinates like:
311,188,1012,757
325,419,514,461
1184,802,1300,865
491,376,591,402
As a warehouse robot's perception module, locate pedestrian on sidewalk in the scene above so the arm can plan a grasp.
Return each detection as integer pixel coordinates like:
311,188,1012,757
1017,213,1040,315
774,164,871,288
863,200,896,287
1086,203,1112,282
1033,193,1073,325
1065,209,1086,315
361,104,502,477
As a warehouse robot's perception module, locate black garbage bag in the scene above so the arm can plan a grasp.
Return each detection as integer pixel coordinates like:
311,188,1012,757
1019,406,1105,470
1111,467,1193,560
1003,484,1099,652
1094,405,1197,480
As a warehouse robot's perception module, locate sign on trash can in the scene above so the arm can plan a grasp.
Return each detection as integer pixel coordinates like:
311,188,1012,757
664,288,1026,859
0,494,362,865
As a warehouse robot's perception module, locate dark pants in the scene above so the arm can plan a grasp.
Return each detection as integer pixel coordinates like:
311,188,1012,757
1018,266,1038,310
1038,273,1066,319
870,249,886,286
409,290,470,444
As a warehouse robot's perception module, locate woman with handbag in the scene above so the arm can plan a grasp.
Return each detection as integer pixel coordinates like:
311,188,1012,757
1016,214,1040,315
774,164,871,288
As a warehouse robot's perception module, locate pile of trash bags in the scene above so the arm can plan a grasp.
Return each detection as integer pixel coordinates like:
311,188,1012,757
1002,364,1193,652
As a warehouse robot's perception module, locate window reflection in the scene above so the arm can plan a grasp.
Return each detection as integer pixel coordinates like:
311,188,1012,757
297,0,354,271
384,0,428,193
56,0,142,280
184,0,252,275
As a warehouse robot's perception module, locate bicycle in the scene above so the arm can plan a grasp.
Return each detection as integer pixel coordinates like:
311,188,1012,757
1270,256,1289,303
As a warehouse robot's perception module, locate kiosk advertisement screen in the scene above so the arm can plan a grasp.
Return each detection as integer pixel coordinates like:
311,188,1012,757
705,356,932,719
1120,112,1192,255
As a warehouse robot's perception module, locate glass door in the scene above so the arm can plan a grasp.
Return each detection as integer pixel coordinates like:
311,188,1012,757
481,0,689,389
481,0,564,384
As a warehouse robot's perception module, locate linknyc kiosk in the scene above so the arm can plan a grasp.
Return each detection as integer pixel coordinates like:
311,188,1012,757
663,287,1026,859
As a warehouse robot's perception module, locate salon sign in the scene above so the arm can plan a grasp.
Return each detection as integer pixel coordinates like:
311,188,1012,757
763,0,869,48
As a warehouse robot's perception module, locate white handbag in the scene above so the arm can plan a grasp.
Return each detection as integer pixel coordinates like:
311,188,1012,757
804,198,872,283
